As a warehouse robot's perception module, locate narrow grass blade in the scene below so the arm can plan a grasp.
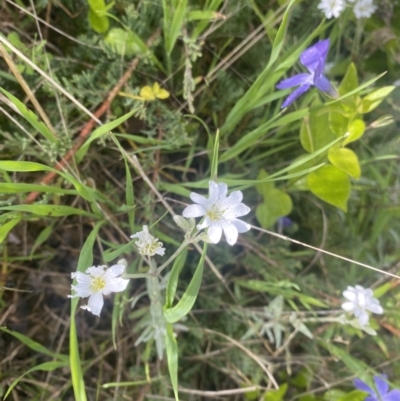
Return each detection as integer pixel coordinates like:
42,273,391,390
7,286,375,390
164,244,207,323
69,221,103,401
0,204,96,217
0,88,57,144
0,216,21,244
165,248,188,307
3,361,67,399
166,323,179,401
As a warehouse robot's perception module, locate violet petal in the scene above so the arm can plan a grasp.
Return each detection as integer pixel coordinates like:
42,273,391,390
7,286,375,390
281,84,310,108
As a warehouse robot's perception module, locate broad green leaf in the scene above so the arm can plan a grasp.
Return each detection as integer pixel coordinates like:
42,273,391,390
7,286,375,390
359,86,395,114
256,190,292,229
300,111,336,153
329,107,349,138
166,248,188,307
0,216,21,244
256,169,275,198
343,119,365,145
337,390,368,401
104,28,141,56
0,88,57,144
0,204,95,217
307,165,350,211
3,361,67,398
164,244,207,323
88,9,109,33
166,323,179,401
328,147,361,179
339,63,358,96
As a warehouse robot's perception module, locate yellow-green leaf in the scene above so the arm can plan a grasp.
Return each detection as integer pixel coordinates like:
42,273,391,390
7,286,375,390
328,147,361,179
359,86,395,114
300,111,336,153
343,119,365,146
255,189,292,228
104,28,141,56
88,9,109,33
339,63,358,96
307,165,351,211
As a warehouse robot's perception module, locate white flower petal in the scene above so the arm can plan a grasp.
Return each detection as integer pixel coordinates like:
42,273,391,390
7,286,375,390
368,304,383,314
104,277,129,295
87,292,104,316
358,310,369,326
341,301,355,312
108,263,126,277
232,219,251,233
222,221,239,245
207,223,223,243
343,289,356,301
209,181,227,203
190,192,209,208
225,203,251,219
183,204,206,218
226,190,243,204
86,266,106,277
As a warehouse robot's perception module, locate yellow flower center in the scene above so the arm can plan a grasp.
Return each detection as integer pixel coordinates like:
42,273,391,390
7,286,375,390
91,276,106,292
207,205,224,221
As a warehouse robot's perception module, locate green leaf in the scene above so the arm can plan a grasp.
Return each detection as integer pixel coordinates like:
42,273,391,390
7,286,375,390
0,204,95,217
210,129,220,180
329,107,349,138
164,244,207,323
263,383,288,401
343,119,365,145
336,390,368,401
0,182,77,195
76,109,137,162
104,28,142,56
328,147,361,179
187,10,221,21
164,0,188,55
359,86,395,114
256,190,292,229
307,165,351,211
3,361,67,398
0,327,68,362
88,9,109,33
70,222,103,401
166,248,188,307
300,110,336,153
0,160,55,172
256,169,275,198
165,323,179,401
0,88,57,144
339,63,358,95
0,216,21,244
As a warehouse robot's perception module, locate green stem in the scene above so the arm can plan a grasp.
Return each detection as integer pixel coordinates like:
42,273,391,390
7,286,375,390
156,239,190,276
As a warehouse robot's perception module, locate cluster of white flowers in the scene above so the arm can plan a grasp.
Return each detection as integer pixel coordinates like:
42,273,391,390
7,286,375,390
318,0,376,19
341,284,383,326
130,225,166,257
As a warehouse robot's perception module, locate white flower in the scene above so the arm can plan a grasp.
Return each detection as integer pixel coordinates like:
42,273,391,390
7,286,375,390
68,260,129,316
182,181,251,245
353,0,376,19
317,0,345,19
341,285,383,326
130,225,165,256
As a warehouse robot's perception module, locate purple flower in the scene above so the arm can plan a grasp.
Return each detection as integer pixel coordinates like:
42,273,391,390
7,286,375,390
354,375,400,401
276,39,336,108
